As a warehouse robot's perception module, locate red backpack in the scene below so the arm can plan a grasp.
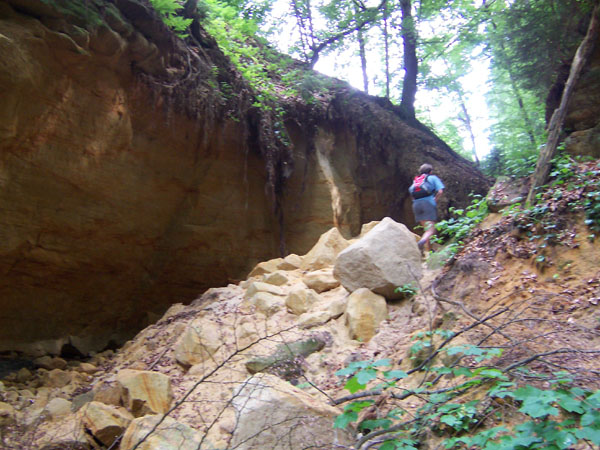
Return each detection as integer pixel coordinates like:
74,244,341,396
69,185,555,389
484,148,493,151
410,174,434,199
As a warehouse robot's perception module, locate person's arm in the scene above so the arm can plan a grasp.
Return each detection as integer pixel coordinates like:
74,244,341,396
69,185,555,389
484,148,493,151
435,189,444,202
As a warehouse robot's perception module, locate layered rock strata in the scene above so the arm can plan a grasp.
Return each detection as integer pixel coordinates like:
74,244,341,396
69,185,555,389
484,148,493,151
0,0,489,353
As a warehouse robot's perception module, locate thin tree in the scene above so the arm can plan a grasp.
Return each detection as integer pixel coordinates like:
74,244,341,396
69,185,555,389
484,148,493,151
526,3,599,204
400,0,418,118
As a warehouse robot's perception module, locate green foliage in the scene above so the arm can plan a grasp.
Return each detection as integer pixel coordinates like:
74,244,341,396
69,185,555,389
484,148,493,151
432,194,488,256
333,331,600,450
148,0,193,36
394,283,418,299
507,156,600,249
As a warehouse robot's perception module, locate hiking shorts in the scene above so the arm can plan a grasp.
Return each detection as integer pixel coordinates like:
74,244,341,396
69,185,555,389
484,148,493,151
412,197,438,222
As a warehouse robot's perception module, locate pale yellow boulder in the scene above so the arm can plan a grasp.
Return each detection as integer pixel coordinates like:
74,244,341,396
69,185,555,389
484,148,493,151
248,258,284,278
44,368,72,388
82,401,134,447
116,369,173,417
173,319,222,367
334,217,422,299
298,311,332,329
301,227,350,271
16,367,33,383
325,296,348,318
245,281,285,299
285,284,320,315
250,292,286,316
34,356,68,370
230,374,353,449
277,253,303,270
345,288,388,342
93,380,122,407
78,362,98,374
263,270,289,286
45,397,72,420
0,402,15,426
303,268,340,293
121,415,200,450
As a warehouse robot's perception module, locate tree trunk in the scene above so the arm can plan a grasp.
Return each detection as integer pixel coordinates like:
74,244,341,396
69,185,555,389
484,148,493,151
383,0,390,98
400,0,417,118
526,4,599,204
355,4,369,93
458,97,480,166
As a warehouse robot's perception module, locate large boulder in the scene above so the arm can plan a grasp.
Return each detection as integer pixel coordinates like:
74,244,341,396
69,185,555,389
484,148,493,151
173,319,223,367
334,217,422,299
345,288,388,342
301,227,350,271
121,415,200,450
116,370,173,417
81,401,134,447
285,283,321,315
230,373,354,449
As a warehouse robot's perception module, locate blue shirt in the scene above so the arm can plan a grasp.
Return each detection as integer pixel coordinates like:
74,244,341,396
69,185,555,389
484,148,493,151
411,174,444,206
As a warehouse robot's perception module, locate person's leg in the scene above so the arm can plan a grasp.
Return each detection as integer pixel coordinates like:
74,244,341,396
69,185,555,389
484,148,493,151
418,220,436,252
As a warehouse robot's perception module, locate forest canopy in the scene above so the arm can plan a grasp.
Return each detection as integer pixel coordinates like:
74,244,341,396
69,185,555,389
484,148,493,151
150,0,597,177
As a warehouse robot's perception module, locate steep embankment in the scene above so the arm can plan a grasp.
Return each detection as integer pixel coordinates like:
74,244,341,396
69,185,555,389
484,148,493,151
0,166,598,449
0,0,488,355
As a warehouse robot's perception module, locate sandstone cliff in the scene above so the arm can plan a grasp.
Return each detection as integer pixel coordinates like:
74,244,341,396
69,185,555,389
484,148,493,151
0,0,489,354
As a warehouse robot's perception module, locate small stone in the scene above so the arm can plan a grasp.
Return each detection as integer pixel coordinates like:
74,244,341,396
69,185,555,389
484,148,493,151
93,381,122,407
303,269,340,293
82,401,134,447
285,284,320,315
71,390,95,412
34,356,67,370
116,369,173,417
326,297,348,318
245,281,284,299
4,390,18,403
250,292,286,316
345,288,388,342
45,397,72,420
0,402,16,426
298,311,332,329
44,369,72,388
78,362,98,374
263,271,289,286
16,367,33,383
277,254,303,270
248,258,284,278
301,227,350,271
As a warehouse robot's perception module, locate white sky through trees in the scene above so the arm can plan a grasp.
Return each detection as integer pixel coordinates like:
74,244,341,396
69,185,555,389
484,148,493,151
265,0,493,160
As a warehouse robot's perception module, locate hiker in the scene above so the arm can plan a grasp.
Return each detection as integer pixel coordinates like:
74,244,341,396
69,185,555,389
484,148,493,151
409,163,445,253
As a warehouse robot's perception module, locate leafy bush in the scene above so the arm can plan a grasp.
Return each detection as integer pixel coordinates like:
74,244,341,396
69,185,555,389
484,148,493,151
333,330,600,450
432,194,489,256
148,0,193,36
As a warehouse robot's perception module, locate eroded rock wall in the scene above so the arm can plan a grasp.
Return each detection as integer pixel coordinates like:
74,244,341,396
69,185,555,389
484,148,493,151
0,0,489,354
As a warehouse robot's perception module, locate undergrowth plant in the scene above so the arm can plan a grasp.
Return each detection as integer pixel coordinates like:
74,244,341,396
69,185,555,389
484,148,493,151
148,0,192,36
333,325,600,450
432,194,489,257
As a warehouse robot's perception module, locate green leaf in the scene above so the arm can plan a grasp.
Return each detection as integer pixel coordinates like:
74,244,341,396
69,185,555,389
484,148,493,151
344,400,374,412
334,410,357,429
344,376,366,393
575,427,600,445
379,442,396,450
513,386,559,418
384,369,408,379
372,358,392,367
359,418,392,430
356,369,377,385
555,390,584,414
581,409,600,427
